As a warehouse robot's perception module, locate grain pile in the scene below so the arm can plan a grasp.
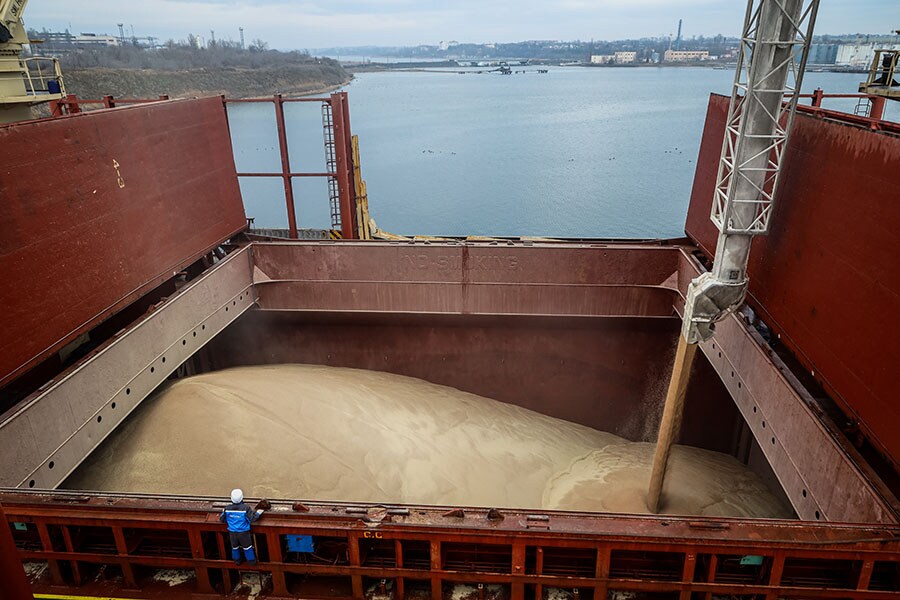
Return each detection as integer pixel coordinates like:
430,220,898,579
65,365,790,518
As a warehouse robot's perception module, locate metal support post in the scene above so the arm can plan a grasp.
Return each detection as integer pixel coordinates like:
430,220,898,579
395,540,405,599
869,95,886,120
349,533,363,598
340,93,359,238
61,526,84,585
267,531,289,596
36,522,64,585
65,93,81,113
430,539,442,600
595,546,611,599
810,87,824,107
331,94,357,239
273,94,299,239
511,543,526,600
113,526,139,589
0,502,32,600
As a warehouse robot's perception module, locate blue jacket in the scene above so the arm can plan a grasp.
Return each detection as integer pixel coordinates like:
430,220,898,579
219,502,260,533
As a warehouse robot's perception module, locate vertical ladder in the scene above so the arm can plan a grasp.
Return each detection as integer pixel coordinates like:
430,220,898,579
321,101,342,232
854,97,872,117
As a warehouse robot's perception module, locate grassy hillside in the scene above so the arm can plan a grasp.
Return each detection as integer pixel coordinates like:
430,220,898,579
48,40,351,99
64,62,351,99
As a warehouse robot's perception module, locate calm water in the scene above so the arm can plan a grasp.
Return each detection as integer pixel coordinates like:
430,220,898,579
227,68,871,238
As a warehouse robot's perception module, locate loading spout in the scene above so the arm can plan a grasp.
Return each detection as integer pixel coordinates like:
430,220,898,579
648,0,820,514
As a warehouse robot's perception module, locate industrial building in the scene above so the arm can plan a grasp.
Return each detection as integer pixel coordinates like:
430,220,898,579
664,49,710,62
835,43,900,67
590,52,637,65
39,31,119,48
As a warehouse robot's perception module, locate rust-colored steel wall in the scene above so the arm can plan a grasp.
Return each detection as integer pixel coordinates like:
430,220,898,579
0,98,246,389
685,94,900,470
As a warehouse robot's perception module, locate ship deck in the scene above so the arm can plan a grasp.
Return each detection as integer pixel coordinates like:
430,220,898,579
2,91,900,598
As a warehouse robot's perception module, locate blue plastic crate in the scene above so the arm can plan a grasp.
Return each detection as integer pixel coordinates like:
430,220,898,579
285,534,315,553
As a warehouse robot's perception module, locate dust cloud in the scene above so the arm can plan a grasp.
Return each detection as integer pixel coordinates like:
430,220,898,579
65,364,791,518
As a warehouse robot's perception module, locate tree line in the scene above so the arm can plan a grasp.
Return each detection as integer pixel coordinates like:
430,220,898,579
28,31,329,71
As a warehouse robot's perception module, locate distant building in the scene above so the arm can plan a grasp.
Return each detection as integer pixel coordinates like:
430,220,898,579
835,43,900,67
664,49,709,62
614,51,637,64
808,44,838,65
43,32,120,48
590,54,615,64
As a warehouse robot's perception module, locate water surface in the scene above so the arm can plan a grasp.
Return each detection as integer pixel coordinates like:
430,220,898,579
228,68,870,238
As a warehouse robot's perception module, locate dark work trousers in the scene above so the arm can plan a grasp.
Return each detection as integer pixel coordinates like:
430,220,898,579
229,530,256,564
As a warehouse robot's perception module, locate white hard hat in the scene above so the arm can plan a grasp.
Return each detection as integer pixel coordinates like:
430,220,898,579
231,488,243,504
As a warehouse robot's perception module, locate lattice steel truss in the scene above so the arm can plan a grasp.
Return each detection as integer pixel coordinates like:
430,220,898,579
711,0,819,235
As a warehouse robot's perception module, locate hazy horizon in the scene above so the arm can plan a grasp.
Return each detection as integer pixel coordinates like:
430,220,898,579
26,1,900,52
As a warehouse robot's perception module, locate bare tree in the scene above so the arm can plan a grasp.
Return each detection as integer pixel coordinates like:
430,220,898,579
248,38,269,52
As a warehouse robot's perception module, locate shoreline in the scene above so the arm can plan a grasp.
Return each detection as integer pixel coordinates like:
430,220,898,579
62,65,354,101
345,61,869,74
291,77,353,98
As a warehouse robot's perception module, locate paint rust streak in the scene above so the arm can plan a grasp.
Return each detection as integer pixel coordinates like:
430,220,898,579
0,97,247,389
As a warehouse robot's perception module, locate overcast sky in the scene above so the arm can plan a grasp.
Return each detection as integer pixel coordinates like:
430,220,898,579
25,0,900,50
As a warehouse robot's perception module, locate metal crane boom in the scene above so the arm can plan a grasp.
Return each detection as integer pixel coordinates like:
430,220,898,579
648,0,820,514
684,0,820,343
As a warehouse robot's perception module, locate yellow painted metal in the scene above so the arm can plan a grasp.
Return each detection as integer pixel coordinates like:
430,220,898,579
859,49,900,99
371,229,410,241
0,0,65,123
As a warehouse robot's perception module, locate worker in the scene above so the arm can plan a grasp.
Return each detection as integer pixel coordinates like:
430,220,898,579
219,488,264,566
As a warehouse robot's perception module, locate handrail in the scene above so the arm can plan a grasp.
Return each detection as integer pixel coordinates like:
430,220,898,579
21,57,65,98
4,490,900,598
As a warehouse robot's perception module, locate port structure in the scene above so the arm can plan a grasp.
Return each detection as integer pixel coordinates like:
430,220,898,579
860,49,900,101
3,88,900,598
0,0,66,123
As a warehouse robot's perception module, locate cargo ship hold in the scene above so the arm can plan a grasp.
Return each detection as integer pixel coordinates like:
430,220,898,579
2,1,900,599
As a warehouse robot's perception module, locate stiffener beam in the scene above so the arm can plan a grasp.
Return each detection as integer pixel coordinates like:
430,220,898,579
0,247,256,490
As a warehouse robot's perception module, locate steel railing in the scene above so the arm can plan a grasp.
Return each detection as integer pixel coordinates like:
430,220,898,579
4,491,900,599
21,57,65,98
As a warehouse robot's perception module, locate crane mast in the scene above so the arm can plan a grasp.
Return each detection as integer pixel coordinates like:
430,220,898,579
648,0,820,513
0,0,65,124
